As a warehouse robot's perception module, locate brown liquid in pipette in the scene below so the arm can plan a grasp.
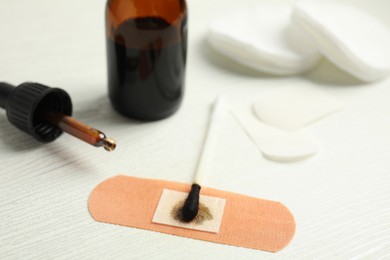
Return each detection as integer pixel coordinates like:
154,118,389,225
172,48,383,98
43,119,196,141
45,113,116,151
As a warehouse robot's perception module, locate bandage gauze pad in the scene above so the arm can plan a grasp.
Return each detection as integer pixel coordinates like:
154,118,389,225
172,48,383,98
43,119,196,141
88,175,296,252
292,2,390,82
152,189,226,233
208,4,321,75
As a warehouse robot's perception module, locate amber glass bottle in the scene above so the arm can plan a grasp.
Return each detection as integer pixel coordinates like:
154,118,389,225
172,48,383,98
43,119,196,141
106,0,187,121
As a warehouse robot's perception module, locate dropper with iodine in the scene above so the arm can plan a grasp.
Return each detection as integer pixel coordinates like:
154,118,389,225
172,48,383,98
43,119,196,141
44,112,116,151
0,82,116,151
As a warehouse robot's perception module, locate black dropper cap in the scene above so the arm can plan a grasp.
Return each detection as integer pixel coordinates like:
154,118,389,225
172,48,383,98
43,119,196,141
0,82,72,143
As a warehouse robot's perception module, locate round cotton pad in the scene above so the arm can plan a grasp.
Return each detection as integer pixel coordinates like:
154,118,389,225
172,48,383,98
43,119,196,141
292,2,390,82
208,4,321,75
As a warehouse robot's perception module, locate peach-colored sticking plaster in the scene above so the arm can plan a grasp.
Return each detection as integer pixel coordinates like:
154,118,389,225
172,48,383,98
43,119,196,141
88,175,296,252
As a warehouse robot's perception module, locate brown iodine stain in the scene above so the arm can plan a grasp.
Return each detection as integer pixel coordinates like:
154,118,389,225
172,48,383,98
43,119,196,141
171,200,213,225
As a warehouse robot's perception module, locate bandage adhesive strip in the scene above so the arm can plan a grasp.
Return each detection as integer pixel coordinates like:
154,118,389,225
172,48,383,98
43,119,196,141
88,175,296,252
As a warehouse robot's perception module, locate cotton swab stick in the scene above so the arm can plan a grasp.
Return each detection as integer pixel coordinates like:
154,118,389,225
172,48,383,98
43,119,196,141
181,96,226,222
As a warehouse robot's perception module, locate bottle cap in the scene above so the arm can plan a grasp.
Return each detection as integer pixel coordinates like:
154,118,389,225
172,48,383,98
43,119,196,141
0,82,73,142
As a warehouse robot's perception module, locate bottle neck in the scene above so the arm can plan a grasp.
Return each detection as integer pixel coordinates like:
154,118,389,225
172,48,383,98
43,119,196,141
0,82,15,109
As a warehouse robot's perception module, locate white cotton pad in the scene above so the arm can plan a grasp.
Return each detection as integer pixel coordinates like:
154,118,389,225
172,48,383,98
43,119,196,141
231,107,320,162
208,4,321,75
292,2,390,82
253,86,345,131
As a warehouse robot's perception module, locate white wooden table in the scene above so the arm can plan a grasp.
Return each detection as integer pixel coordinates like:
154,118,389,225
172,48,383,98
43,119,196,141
1,0,390,259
